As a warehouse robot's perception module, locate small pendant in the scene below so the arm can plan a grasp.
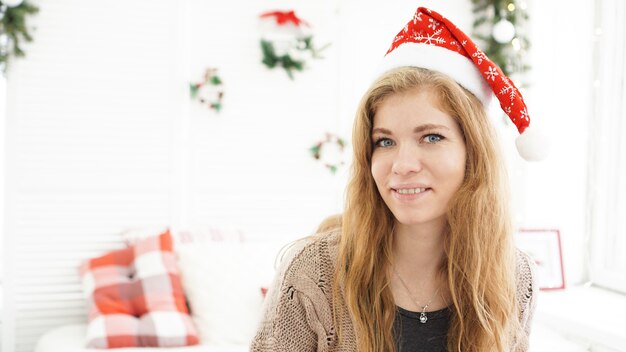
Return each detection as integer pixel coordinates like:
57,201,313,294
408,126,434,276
419,312,428,323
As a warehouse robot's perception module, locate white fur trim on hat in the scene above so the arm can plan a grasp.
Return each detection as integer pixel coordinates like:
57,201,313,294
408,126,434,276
375,43,493,106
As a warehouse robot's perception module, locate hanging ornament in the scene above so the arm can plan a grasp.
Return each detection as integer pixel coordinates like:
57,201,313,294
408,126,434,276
310,133,346,174
492,18,516,43
259,10,330,80
189,68,225,112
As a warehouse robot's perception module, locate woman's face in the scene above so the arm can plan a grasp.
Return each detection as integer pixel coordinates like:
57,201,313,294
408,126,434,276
370,88,467,228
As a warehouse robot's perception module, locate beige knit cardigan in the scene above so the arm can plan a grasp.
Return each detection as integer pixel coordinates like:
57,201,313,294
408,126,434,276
251,231,537,351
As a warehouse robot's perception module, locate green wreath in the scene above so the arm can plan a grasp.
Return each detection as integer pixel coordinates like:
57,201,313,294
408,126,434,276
189,68,224,112
310,133,346,174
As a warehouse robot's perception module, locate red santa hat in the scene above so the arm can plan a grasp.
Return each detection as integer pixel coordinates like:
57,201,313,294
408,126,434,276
377,7,548,161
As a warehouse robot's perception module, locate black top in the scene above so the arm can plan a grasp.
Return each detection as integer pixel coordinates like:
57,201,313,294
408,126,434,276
393,305,451,352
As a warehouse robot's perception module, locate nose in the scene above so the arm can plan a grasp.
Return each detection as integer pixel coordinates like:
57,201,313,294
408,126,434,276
391,143,423,176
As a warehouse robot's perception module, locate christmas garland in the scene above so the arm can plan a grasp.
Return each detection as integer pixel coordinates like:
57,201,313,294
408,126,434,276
310,133,346,174
189,68,224,112
0,0,39,72
471,0,530,80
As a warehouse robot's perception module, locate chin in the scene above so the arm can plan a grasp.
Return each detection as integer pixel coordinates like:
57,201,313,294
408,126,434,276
391,210,445,227
392,213,429,226
396,219,428,227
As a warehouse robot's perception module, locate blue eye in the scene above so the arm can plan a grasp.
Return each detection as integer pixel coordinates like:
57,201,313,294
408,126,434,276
424,134,444,143
374,138,394,148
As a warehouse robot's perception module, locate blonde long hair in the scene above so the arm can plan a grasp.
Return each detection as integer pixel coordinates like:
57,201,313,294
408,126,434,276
330,67,522,352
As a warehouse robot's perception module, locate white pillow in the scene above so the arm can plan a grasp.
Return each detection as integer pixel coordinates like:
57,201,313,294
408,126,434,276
176,240,286,345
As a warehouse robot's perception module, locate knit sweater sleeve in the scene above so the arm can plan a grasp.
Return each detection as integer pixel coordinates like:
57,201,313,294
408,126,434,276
250,238,335,352
515,248,538,351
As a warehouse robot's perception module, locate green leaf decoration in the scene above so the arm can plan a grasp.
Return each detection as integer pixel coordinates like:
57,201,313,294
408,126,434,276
260,34,330,79
189,83,199,98
211,102,222,112
310,145,321,159
0,1,39,72
210,75,222,85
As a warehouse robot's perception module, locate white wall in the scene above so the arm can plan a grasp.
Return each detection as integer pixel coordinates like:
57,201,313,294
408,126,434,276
521,1,594,285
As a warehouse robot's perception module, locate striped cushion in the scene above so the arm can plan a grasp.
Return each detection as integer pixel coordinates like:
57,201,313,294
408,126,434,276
80,229,199,348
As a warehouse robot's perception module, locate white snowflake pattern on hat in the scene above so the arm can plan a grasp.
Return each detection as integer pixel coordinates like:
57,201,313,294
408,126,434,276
412,12,423,23
485,66,499,81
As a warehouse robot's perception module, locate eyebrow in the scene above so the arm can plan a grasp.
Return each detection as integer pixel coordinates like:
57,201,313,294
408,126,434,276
371,124,451,135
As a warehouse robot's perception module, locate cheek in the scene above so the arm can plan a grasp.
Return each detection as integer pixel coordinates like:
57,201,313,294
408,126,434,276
427,146,465,184
370,153,385,178
442,150,467,188
370,154,386,186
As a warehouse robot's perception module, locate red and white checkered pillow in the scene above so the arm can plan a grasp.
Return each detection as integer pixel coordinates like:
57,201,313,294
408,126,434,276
80,229,199,348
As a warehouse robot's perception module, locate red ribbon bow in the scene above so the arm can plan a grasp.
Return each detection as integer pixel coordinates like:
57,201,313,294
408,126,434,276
260,10,309,27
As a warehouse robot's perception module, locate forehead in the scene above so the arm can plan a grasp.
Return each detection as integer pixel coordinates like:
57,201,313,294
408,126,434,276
373,89,457,129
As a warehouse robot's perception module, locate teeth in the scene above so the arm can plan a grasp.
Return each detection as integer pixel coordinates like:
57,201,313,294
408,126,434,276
397,188,426,194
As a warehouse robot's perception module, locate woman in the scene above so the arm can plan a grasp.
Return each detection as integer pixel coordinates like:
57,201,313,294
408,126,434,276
251,7,541,352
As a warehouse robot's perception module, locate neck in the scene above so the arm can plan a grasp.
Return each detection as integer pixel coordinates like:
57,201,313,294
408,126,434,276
392,217,447,280
389,218,450,311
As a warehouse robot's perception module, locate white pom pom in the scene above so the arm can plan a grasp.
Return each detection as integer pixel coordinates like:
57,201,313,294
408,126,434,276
515,125,550,161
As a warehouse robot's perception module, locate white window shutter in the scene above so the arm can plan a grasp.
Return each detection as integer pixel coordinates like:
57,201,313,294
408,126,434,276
3,1,185,351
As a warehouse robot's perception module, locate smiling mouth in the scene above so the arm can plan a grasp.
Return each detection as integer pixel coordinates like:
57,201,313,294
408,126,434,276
393,187,431,194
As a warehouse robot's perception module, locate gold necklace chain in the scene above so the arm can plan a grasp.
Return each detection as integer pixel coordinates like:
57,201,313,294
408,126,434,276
392,266,441,324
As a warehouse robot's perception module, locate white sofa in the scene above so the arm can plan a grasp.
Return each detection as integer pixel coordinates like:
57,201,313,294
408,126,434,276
34,229,293,352
33,229,599,352
37,320,591,352
35,324,249,352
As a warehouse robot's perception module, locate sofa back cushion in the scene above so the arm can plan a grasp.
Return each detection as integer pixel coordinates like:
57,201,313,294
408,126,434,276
176,240,286,345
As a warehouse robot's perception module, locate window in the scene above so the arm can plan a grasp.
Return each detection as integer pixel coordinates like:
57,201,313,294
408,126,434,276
588,0,626,293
